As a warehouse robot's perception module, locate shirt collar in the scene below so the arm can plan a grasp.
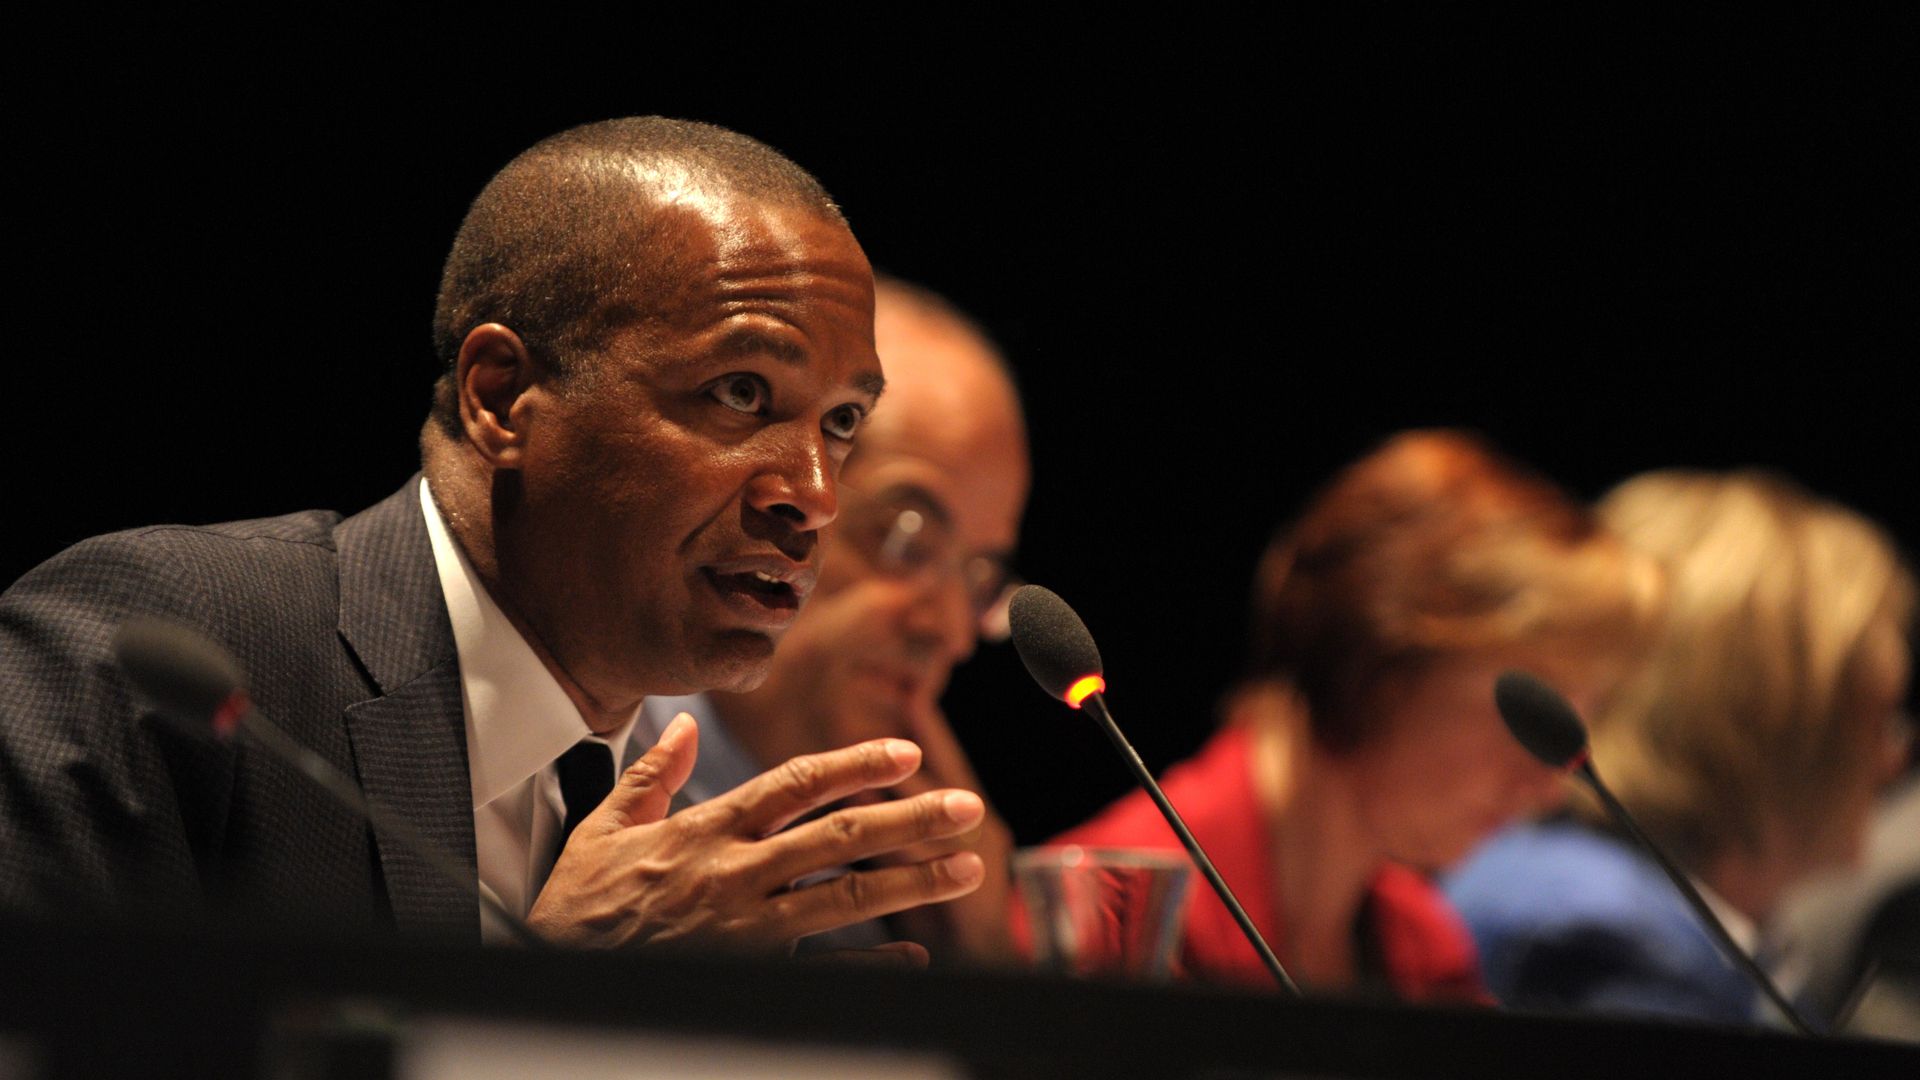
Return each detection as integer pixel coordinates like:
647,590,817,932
420,479,639,809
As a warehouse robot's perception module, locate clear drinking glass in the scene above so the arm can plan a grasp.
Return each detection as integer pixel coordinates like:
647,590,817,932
1012,846,1193,981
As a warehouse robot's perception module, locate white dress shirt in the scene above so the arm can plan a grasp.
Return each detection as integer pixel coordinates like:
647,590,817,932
419,480,639,944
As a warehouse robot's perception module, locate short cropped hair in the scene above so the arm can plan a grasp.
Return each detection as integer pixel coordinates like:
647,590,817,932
1589,471,1916,868
428,116,844,437
1248,430,1659,752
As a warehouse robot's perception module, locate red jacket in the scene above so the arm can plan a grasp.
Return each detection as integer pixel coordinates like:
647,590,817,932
1050,727,1488,1001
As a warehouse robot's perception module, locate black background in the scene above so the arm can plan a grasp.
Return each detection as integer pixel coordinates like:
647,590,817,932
13,13,1917,842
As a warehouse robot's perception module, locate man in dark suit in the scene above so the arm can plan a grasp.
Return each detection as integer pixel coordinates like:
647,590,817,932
0,118,989,955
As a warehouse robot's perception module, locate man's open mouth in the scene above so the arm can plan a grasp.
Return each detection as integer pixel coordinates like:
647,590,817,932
703,567,803,611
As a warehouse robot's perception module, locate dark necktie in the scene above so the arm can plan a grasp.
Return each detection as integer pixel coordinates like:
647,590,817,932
555,740,616,853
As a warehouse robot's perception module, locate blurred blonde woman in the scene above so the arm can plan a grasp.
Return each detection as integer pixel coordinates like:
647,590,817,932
1048,431,1656,999
1447,470,1915,1025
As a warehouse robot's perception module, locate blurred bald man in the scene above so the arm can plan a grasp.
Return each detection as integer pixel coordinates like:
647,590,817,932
641,276,1029,963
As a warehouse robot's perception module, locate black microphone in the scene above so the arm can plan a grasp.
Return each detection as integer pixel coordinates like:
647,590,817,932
1009,586,1301,996
113,617,545,948
1493,670,1821,1035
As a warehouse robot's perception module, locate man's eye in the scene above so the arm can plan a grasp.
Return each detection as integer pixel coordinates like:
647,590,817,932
710,373,770,414
822,403,865,441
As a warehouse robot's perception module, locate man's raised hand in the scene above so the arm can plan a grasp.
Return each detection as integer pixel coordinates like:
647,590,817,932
527,713,986,951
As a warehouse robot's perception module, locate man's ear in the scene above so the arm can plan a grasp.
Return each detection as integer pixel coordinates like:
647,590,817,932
456,323,543,469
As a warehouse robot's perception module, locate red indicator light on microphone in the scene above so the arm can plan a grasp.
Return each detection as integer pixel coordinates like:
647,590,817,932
1065,675,1105,708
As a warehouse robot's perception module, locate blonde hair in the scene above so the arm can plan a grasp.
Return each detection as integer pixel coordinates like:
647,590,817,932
1591,470,1915,867
1248,430,1661,750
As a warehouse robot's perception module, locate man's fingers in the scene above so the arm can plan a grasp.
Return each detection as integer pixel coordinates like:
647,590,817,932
755,789,985,888
596,713,698,829
724,739,921,837
864,830,978,871
771,852,986,939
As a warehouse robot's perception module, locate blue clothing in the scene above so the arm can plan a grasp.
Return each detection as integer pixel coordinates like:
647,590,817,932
1444,820,1757,1026
636,693,768,814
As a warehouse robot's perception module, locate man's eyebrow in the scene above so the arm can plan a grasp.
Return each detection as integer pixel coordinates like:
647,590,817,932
714,329,885,399
715,328,807,365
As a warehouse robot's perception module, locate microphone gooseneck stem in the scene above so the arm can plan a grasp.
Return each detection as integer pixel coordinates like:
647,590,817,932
238,710,547,949
1082,693,1302,997
1576,761,1819,1036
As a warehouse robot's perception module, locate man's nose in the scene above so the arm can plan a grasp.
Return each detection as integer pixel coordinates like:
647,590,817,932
746,427,837,531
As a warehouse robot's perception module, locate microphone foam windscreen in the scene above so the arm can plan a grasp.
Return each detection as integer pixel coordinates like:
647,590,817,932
1493,669,1589,768
1008,585,1104,702
112,617,249,733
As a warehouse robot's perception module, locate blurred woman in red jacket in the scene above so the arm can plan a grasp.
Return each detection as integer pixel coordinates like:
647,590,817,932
1051,430,1658,1000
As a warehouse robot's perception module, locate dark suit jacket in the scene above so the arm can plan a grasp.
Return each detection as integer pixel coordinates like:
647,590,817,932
0,480,480,941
